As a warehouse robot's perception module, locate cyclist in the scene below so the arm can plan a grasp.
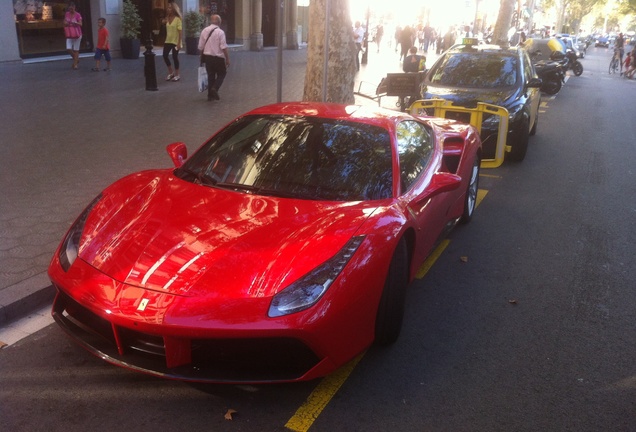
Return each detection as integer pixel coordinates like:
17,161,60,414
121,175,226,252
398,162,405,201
615,33,625,72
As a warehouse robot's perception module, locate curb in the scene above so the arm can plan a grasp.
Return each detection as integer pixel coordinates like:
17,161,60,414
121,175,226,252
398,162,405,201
0,273,55,326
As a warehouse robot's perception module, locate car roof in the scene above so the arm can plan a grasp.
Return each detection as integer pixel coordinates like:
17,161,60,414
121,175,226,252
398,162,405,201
446,42,521,55
244,102,411,131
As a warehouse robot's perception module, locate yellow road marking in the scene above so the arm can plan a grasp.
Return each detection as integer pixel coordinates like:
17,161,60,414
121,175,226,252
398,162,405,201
480,173,501,178
285,353,365,432
415,239,451,279
476,188,488,208
285,187,490,430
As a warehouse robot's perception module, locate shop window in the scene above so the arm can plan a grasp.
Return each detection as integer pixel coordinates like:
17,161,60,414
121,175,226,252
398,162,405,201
14,0,93,58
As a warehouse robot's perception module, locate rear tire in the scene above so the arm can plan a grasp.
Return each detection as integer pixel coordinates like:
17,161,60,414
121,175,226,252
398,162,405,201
573,61,583,76
460,155,480,224
375,238,409,345
541,78,561,95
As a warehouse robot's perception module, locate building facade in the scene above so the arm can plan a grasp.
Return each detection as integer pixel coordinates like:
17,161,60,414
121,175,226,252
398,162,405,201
2,0,303,63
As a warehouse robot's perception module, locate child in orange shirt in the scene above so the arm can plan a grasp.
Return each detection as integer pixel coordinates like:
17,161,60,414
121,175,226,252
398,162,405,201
93,18,111,71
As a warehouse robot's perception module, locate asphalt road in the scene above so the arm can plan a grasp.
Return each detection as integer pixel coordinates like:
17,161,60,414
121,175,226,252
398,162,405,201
1,46,635,432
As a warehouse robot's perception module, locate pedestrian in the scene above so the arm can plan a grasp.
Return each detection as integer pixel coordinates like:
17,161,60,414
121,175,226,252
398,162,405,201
198,14,230,101
623,52,635,78
162,2,182,82
92,18,111,72
353,21,365,71
63,2,82,70
375,24,384,53
399,26,413,61
615,32,625,72
403,46,425,73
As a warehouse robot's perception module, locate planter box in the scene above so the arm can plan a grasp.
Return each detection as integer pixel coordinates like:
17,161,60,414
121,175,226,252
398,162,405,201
120,38,141,59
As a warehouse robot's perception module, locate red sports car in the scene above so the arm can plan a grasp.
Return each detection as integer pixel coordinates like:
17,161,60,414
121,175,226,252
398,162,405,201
49,102,482,383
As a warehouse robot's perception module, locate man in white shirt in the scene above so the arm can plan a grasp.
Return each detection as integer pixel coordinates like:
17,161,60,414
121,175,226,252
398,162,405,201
198,14,230,101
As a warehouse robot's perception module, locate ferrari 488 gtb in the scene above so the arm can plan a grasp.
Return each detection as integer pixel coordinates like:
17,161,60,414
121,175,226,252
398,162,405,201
49,102,482,383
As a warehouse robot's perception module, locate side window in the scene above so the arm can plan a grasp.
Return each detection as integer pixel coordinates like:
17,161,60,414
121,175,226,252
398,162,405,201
397,120,434,193
522,51,535,81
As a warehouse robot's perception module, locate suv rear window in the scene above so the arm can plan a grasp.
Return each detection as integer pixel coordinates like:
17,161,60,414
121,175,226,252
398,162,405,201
428,51,518,88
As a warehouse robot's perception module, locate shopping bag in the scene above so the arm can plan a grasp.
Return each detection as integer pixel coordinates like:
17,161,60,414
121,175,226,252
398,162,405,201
198,66,208,93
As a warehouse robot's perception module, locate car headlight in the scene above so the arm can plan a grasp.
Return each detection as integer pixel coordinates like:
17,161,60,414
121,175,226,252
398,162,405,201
506,104,524,122
268,236,365,318
59,194,102,272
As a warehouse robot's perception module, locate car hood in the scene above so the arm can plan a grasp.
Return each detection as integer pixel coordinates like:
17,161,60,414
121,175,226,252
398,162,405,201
78,171,379,298
423,84,518,108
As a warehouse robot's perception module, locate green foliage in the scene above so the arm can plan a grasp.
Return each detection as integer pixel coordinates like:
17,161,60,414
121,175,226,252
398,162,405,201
121,0,142,40
184,11,205,38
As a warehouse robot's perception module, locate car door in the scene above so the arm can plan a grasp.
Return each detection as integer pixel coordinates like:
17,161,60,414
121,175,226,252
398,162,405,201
522,49,541,130
397,120,454,267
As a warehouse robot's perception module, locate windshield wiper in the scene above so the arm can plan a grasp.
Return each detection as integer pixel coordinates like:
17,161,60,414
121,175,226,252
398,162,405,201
175,167,218,186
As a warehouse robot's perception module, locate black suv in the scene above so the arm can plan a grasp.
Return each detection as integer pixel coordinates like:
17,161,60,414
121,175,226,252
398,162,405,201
422,41,542,162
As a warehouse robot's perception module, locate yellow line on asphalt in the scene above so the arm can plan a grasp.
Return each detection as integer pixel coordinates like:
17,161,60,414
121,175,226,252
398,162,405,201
285,187,489,430
480,173,501,178
285,353,365,432
476,188,488,207
415,239,451,279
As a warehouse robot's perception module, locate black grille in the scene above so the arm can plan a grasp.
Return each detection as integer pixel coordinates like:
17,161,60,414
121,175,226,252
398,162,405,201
53,288,322,382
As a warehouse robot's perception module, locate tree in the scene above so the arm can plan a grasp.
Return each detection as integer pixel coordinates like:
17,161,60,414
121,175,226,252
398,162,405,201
303,0,355,104
491,0,516,45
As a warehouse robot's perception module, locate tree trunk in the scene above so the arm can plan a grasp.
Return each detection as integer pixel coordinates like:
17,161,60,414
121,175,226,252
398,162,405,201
491,0,516,46
303,0,355,104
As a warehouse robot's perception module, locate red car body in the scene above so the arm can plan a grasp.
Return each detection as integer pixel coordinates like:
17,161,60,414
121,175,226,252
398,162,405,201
49,102,481,383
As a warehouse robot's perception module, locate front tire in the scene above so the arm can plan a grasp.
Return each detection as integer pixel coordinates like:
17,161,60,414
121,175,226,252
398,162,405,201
460,155,480,224
507,118,530,162
573,61,583,76
375,237,409,345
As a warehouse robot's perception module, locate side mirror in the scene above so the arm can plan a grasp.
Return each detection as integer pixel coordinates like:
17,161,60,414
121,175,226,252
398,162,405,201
167,142,187,167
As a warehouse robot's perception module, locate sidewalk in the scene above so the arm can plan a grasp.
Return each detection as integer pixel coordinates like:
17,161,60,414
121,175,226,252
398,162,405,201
0,43,436,326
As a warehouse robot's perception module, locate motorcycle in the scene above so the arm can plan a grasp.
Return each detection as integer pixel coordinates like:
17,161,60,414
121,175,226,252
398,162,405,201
531,50,566,95
563,49,583,76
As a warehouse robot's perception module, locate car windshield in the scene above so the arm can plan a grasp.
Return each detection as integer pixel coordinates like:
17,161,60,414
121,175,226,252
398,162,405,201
428,51,518,88
176,115,393,201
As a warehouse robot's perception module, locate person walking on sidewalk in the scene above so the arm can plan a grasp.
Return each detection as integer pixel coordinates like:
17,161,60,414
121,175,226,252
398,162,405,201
64,2,82,70
162,2,183,82
198,14,230,101
92,18,111,72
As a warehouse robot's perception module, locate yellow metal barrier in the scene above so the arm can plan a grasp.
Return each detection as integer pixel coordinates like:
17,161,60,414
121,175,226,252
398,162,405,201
408,99,509,168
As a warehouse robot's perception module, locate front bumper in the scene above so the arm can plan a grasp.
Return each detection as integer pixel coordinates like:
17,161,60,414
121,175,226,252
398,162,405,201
52,287,327,383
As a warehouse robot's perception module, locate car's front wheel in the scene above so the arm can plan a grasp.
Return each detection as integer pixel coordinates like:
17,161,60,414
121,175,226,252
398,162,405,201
375,237,409,345
460,155,480,224
507,118,529,162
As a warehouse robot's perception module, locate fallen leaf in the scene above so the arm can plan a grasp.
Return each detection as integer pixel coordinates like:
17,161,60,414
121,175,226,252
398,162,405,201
508,299,518,305
224,409,237,420
0,341,7,349
460,256,468,263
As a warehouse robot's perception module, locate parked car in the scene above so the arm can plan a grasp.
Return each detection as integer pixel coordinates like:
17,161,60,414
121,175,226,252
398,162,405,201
422,40,542,162
573,36,588,58
49,102,482,384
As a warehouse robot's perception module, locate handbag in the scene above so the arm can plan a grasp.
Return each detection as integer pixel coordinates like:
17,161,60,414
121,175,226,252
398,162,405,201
198,66,208,93
64,25,81,39
199,27,217,65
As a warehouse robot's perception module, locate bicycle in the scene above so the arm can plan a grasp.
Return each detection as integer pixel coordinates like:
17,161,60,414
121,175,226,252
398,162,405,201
609,48,620,74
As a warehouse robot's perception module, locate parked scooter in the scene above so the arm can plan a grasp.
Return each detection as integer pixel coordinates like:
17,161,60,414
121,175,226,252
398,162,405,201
531,50,566,95
563,49,583,76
